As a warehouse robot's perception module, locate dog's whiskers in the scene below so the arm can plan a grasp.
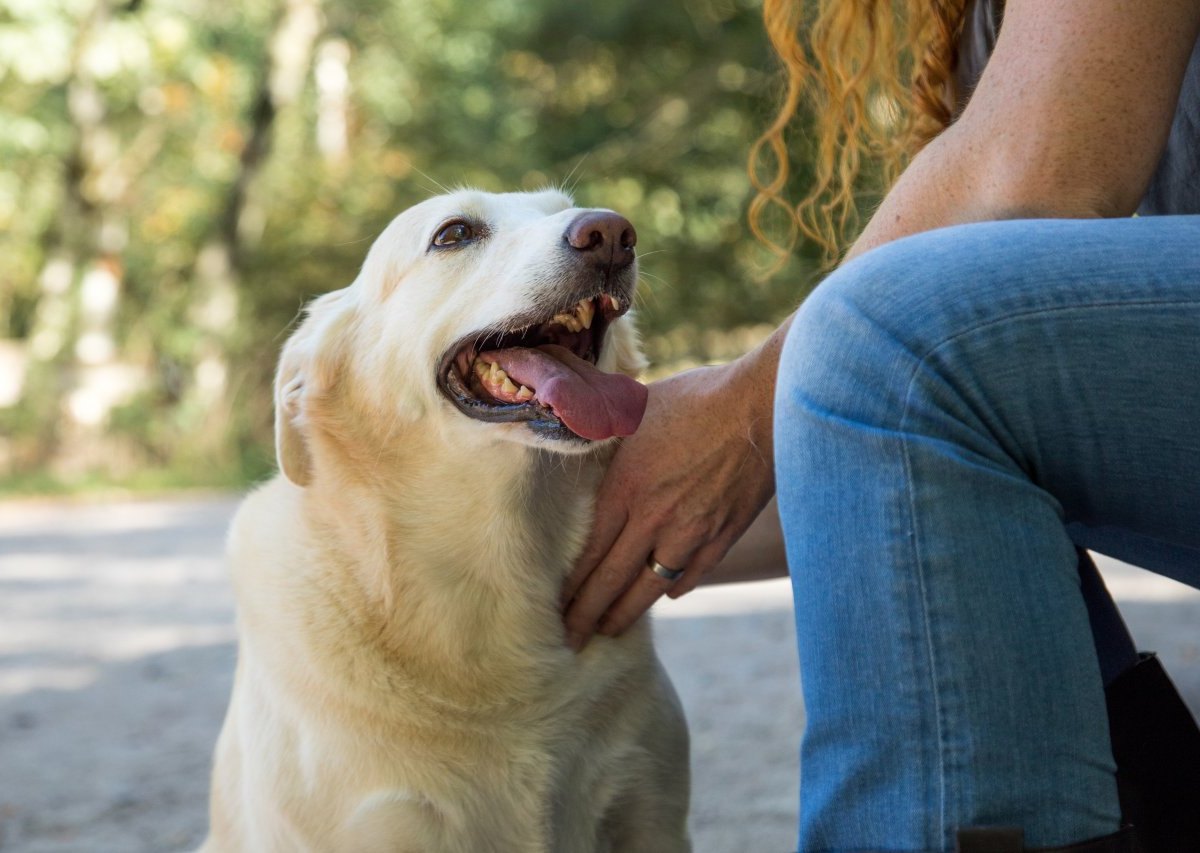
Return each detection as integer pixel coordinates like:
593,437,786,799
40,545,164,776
410,165,453,196
273,302,309,343
560,152,592,197
332,234,377,248
635,273,672,310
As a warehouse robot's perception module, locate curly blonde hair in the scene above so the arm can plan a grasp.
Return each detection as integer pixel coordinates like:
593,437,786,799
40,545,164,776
749,0,968,267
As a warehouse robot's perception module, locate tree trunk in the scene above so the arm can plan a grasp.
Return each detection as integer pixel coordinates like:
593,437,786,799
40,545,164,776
184,0,323,460
16,0,117,474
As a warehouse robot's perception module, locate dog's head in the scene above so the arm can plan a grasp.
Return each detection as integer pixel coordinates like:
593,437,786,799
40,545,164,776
274,189,648,487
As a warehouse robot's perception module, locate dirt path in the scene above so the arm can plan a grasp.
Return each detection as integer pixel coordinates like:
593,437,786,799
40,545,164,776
0,496,1196,852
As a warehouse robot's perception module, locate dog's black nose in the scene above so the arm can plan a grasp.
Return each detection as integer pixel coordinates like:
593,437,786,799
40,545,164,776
565,211,637,270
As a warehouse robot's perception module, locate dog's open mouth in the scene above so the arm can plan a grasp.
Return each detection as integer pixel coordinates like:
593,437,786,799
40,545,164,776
437,293,648,442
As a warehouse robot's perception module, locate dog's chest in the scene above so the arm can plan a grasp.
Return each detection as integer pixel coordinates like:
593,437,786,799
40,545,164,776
340,688,639,852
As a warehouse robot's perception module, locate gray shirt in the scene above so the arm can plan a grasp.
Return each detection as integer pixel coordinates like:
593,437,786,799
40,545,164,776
955,0,1200,215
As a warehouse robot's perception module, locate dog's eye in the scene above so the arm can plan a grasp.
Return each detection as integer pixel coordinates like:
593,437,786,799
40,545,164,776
432,221,476,248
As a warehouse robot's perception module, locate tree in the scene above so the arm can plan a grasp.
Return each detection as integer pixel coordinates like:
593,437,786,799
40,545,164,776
0,0,823,491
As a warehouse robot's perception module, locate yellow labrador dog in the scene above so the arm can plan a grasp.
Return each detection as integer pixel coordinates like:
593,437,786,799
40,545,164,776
201,190,691,853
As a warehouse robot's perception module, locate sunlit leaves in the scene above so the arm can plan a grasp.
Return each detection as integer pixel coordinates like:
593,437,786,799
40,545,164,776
1,0,823,486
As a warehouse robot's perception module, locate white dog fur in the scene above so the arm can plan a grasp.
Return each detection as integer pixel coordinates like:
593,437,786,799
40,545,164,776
200,190,690,853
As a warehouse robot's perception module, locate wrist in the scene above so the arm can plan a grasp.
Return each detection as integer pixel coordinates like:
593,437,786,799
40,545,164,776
724,316,790,464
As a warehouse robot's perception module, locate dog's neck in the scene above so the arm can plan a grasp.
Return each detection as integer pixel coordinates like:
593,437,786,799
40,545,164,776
297,434,611,705
313,436,604,563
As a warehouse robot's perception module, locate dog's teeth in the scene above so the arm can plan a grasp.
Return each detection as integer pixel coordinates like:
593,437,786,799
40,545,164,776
576,299,594,329
501,376,517,394
473,360,487,377
516,385,534,402
488,363,514,387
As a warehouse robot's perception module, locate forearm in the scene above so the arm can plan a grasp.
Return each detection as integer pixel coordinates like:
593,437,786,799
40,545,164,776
844,121,1111,266
687,320,791,587
845,129,976,263
726,313,792,464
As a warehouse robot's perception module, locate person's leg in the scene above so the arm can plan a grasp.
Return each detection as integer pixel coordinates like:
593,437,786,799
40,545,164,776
773,215,1200,852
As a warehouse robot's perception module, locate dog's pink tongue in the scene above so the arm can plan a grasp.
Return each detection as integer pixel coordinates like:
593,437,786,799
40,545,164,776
484,344,647,440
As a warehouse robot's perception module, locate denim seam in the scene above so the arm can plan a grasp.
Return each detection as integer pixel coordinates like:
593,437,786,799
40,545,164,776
897,371,950,849
910,297,1200,364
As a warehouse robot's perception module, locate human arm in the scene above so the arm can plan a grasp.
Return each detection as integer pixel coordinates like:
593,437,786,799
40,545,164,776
847,0,1200,261
562,0,1200,647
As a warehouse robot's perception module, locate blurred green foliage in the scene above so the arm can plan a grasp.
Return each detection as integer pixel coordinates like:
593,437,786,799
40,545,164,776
0,0,820,493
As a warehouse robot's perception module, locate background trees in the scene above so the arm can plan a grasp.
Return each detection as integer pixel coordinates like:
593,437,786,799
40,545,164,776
0,0,822,491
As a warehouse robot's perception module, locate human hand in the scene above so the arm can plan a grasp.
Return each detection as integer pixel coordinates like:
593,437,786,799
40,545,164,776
561,354,777,650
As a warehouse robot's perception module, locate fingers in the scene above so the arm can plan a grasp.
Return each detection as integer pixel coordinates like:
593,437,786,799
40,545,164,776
664,537,728,600
594,552,697,638
565,520,716,647
562,522,675,649
586,514,754,640
597,536,730,636
561,488,628,611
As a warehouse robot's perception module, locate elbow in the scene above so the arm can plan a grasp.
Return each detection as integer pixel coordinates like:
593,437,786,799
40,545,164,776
975,152,1146,222
942,117,1150,221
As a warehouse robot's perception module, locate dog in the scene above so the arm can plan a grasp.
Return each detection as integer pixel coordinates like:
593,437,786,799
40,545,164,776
200,189,691,853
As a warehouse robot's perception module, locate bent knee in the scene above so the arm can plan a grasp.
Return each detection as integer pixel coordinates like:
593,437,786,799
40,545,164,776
778,221,1035,424
799,225,1007,349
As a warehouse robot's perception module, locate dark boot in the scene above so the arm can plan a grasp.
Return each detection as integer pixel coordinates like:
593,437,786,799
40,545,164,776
1106,653,1200,853
956,826,1137,852
955,654,1200,853
1077,552,1200,852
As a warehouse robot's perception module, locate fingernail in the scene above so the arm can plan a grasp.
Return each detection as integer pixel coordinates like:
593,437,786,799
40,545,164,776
566,631,585,651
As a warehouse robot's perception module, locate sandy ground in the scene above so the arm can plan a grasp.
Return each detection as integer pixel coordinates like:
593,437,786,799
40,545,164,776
0,495,1196,853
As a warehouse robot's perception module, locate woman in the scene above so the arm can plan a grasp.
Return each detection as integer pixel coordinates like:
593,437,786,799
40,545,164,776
562,0,1200,850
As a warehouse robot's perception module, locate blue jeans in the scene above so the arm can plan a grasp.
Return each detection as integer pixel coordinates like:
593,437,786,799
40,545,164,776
773,215,1200,852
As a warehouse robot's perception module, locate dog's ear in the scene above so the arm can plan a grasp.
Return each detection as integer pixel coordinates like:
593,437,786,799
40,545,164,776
274,290,353,487
605,314,648,379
